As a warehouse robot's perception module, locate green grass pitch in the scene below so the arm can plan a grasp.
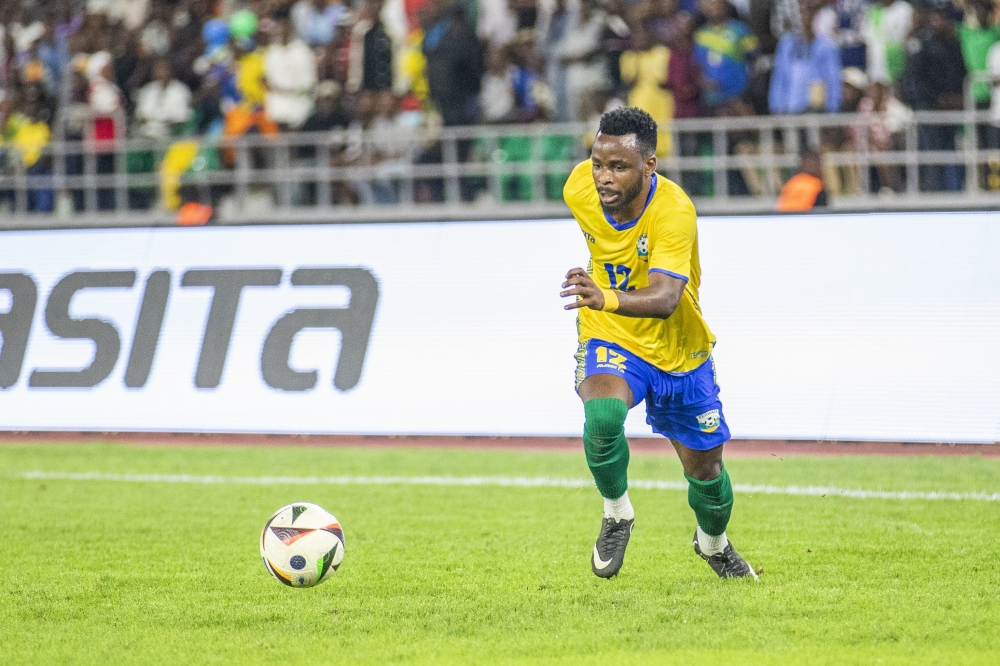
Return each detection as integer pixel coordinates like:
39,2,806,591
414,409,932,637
1,443,998,665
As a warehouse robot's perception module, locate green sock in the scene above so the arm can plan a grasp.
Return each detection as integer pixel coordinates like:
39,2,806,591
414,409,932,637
583,398,630,499
685,463,733,536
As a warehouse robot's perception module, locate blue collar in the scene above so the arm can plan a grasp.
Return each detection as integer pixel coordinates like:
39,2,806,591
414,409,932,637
603,173,657,231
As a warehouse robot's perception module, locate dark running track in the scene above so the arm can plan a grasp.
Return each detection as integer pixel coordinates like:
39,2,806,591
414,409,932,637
0,432,997,457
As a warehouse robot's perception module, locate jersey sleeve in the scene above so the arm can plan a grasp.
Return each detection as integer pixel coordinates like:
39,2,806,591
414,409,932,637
562,160,594,210
647,190,696,283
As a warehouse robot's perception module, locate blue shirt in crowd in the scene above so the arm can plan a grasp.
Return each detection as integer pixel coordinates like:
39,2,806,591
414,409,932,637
694,19,757,107
769,33,843,114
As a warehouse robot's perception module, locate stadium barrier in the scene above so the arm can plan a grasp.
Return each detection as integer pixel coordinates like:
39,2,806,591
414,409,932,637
2,110,1000,229
1,212,998,443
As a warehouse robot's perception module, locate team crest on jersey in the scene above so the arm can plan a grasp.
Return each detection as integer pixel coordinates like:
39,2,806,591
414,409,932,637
636,233,648,259
696,409,721,433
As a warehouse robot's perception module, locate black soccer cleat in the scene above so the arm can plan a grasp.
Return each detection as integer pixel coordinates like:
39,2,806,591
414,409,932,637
591,517,634,578
693,530,758,580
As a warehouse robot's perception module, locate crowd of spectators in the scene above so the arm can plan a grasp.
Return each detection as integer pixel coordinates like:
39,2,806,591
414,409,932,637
1,0,999,213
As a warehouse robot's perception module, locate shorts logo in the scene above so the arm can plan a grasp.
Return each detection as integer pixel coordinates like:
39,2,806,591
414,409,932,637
636,234,648,259
696,409,721,433
595,346,627,372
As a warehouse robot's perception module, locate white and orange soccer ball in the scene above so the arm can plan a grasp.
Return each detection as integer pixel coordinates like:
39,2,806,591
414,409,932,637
260,502,345,588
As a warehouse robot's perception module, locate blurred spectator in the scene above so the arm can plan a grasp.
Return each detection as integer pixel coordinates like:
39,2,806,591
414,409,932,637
960,0,1000,109
480,45,516,122
265,18,318,128
777,149,828,210
293,80,351,205
989,35,1000,130
229,35,268,112
367,90,410,203
135,59,192,139
302,80,352,133
835,0,868,69
86,50,123,210
599,2,631,94
140,3,172,58
556,0,609,122
422,0,483,126
347,0,394,94
769,0,842,114
513,30,552,121
191,75,224,135
899,4,966,192
772,0,804,42
818,64,868,195
695,0,757,113
7,89,54,211
748,0,779,55
619,23,673,156
480,30,548,123
852,80,912,192
861,0,912,84
418,0,484,202
293,0,347,47
87,51,123,139
316,29,351,85
664,11,703,120
478,0,518,49
960,0,1000,188
539,0,570,122
648,0,684,45
222,34,279,165
35,20,70,97
70,10,110,55
986,37,1000,190
663,10,704,193
840,65,867,111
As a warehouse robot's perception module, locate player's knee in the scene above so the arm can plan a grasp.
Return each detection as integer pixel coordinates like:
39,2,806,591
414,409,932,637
584,398,628,440
685,462,723,482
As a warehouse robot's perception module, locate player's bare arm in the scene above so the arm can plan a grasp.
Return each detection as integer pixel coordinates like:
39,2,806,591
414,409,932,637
560,268,685,318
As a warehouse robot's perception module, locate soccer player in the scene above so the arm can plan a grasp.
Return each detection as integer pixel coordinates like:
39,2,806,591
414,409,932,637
560,107,756,580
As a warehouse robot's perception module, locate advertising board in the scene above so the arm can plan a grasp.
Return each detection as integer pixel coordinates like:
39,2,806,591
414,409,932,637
2,213,999,442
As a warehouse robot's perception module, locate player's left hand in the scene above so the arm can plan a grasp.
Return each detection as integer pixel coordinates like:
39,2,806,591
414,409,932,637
561,268,604,310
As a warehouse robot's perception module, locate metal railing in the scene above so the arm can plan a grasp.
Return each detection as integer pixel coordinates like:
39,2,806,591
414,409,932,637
1,109,999,229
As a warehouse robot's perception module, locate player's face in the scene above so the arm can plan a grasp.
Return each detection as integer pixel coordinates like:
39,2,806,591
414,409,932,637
591,133,652,215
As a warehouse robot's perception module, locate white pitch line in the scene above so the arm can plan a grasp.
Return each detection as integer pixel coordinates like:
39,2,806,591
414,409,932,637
14,471,1000,502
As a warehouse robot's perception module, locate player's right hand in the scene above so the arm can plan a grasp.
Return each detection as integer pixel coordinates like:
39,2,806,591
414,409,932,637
561,268,604,311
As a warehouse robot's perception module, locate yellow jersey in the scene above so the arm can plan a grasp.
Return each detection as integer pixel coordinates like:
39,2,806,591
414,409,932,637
564,159,715,374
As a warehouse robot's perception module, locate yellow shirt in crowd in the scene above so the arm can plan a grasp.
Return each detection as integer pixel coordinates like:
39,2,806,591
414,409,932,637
619,46,674,157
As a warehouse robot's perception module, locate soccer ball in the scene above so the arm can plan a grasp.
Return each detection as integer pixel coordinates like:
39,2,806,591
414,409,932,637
260,502,345,588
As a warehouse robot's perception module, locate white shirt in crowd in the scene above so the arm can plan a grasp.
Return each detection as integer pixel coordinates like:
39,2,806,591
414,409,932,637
555,7,609,121
264,39,318,128
861,0,913,84
989,41,1000,126
135,79,192,139
478,0,518,48
88,78,122,115
480,68,517,122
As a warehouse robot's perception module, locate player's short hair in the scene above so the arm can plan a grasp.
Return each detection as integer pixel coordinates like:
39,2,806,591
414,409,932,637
598,107,658,158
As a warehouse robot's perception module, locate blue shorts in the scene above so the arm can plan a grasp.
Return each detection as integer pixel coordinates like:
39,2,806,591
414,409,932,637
575,339,730,451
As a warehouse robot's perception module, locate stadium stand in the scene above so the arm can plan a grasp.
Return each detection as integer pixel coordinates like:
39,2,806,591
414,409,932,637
0,0,998,226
